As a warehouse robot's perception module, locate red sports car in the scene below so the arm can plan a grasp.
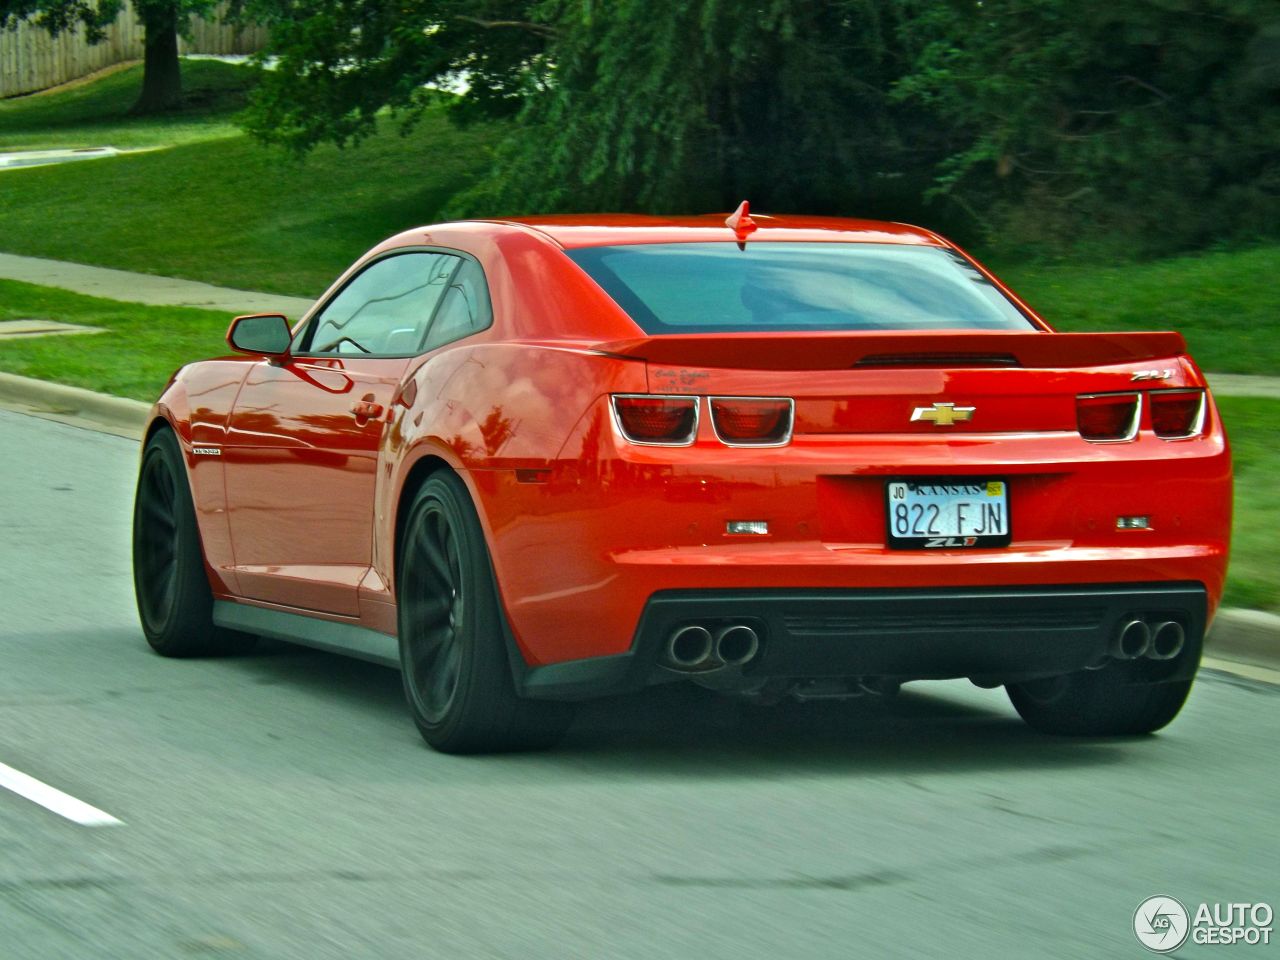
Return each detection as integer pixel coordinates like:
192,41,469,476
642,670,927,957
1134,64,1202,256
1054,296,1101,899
132,207,1232,753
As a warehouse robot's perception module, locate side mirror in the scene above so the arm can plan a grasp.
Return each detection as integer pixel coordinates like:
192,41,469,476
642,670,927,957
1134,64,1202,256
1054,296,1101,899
227,313,293,359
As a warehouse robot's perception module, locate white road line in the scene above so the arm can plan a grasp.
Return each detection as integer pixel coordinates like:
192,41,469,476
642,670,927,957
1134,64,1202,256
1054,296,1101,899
0,761,123,827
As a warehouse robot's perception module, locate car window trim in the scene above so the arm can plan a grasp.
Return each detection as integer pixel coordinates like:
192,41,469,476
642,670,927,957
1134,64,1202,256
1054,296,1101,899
292,247,491,360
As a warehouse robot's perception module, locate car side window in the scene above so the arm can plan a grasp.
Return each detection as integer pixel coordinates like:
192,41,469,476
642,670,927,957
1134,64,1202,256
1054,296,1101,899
421,259,493,352
304,253,460,356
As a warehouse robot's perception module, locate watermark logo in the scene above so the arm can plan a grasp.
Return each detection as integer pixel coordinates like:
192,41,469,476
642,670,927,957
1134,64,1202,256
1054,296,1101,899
1134,897,1274,951
1134,896,1190,953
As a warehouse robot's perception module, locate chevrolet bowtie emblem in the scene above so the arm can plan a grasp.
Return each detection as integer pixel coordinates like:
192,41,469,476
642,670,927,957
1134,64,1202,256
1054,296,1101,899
911,402,975,426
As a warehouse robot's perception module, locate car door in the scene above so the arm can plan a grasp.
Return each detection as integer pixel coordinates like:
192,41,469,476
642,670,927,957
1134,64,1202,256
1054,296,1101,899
223,251,461,615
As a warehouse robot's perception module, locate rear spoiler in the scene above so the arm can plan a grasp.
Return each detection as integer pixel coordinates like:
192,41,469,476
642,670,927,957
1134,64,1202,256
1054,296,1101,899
592,331,1189,371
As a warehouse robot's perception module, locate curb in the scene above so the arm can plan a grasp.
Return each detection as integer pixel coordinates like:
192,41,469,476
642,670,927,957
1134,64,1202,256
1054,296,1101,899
0,371,147,440
1205,608,1280,672
0,370,1276,675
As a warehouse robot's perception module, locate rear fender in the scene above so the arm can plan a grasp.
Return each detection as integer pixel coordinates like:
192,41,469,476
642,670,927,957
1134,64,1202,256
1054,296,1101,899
378,343,647,662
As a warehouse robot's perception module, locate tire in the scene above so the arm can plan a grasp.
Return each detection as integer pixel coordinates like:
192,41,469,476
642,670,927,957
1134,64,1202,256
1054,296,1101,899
1007,665,1196,736
132,428,253,657
397,472,574,754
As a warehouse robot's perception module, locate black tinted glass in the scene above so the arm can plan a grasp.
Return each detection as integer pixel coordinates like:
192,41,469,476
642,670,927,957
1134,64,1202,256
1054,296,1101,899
567,242,1033,333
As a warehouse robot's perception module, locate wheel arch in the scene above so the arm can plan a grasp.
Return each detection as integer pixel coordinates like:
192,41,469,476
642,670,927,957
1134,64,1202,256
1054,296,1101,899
143,413,176,446
391,453,538,687
140,397,236,598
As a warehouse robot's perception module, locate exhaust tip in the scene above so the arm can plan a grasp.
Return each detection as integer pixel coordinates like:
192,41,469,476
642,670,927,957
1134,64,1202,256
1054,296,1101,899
714,624,759,666
666,625,714,669
1112,618,1152,660
1148,620,1186,660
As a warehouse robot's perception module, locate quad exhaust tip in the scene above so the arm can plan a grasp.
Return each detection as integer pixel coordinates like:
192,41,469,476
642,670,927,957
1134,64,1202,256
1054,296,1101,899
1109,616,1187,662
666,625,714,668
715,625,759,666
664,622,761,670
1112,619,1152,660
1148,620,1186,661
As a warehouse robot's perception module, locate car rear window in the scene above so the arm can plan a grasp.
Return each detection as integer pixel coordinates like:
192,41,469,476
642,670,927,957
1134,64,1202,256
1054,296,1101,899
566,242,1035,333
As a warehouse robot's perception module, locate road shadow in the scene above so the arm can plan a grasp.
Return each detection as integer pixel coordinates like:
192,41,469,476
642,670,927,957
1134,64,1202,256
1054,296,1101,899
202,638,1132,781
542,682,1130,780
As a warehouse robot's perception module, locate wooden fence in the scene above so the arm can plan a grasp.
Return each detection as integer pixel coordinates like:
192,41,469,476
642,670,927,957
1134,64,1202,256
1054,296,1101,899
0,2,268,99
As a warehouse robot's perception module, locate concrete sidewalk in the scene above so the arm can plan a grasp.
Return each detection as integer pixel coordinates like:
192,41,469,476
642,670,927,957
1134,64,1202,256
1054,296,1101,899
0,252,314,318
1201,374,1280,398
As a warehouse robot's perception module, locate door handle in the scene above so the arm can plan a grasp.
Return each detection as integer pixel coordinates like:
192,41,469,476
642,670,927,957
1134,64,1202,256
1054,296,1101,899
351,396,384,422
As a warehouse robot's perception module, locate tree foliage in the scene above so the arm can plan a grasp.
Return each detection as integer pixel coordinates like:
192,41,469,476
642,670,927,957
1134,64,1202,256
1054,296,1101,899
452,0,929,216
242,0,1280,255
0,0,120,39
895,0,1280,255
0,0,223,111
245,1,947,219
240,0,546,149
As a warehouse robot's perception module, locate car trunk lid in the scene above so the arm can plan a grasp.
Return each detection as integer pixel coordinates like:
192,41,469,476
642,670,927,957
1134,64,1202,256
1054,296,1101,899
596,331,1197,436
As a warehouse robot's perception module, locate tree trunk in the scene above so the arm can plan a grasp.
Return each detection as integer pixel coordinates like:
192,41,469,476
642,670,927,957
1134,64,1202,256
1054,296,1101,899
133,3,182,113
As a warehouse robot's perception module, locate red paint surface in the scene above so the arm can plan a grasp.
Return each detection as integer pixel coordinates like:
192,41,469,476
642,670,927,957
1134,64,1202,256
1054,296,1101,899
145,214,1232,666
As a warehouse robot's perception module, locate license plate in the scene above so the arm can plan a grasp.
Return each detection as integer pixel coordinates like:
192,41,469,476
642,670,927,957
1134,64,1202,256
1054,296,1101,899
885,478,1010,549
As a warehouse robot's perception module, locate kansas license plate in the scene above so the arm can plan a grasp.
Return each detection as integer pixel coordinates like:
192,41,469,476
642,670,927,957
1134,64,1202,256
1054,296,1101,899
885,478,1010,549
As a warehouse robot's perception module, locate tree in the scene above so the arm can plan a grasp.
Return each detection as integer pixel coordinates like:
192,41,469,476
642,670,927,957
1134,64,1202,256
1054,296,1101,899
240,0,547,150
0,0,223,112
239,0,1279,254
451,0,929,216
894,0,1280,255
242,0,945,220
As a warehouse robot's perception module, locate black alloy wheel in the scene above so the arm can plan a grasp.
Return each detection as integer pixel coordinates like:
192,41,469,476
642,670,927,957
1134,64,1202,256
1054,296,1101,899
400,490,466,725
398,472,573,753
132,428,252,656
135,438,181,633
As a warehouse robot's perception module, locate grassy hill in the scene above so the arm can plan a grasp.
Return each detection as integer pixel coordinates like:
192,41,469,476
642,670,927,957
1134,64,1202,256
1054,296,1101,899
1000,248,1280,376
0,60,253,151
0,60,501,295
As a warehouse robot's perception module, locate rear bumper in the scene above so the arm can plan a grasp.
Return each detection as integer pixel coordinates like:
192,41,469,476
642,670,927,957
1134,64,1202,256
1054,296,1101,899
515,582,1207,700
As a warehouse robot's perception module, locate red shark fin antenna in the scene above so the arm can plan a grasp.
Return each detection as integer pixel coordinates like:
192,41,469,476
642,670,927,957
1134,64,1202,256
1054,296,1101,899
725,200,758,249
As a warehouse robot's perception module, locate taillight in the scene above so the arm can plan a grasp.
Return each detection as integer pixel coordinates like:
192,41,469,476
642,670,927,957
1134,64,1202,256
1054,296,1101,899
1150,389,1205,439
1077,392,1140,441
709,397,794,446
611,395,698,445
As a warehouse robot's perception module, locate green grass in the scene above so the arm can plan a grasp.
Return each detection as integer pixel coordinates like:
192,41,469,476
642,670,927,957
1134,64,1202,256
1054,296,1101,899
1216,396,1280,613
0,279,230,401
0,63,503,296
1,276,1275,612
998,247,1280,376
0,60,256,151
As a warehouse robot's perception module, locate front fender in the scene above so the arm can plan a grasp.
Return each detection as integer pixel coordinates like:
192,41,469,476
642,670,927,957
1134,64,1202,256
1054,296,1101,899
142,359,252,596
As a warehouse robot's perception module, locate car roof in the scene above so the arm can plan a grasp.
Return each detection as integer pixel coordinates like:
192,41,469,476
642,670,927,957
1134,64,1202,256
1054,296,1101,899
478,212,947,249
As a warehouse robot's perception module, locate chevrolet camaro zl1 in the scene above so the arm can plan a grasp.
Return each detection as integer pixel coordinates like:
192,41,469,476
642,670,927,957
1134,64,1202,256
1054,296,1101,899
132,206,1231,753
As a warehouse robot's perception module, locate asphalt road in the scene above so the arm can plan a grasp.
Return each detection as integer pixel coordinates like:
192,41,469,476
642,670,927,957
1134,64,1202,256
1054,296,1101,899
0,408,1276,959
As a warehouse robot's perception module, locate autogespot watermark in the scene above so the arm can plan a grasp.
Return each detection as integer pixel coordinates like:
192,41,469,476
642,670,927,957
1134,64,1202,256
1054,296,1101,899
1133,896,1274,953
